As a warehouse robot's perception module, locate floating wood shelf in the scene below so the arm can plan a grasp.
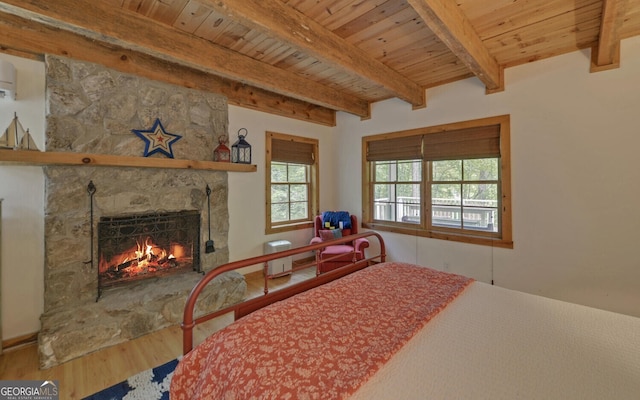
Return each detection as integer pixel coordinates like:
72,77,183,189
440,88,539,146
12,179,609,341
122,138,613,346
0,150,257,172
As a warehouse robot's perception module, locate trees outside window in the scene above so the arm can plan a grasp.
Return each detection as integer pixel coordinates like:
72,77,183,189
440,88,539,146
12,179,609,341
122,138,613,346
362,115,512,248
266,132,318,234
271,162,310,223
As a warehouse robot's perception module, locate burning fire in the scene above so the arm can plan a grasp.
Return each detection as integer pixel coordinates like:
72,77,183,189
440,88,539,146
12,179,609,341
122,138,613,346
99,237,186,278
125,237,172,272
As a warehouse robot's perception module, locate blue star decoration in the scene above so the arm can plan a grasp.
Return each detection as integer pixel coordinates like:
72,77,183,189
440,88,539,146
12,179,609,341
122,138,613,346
132,118,182,159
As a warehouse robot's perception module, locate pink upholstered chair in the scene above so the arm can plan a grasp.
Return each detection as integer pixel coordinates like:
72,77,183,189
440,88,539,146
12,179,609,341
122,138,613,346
310,213,369,274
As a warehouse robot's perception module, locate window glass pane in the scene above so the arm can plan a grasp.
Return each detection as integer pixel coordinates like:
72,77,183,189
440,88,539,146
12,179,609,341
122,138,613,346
288,164,307,182
463,183,498,204
373,201,395,221
432,205,462,228
432,184,461,205
271,163,287,183
397,183,420,199
400,215,420,224
463,183,498,232
290,202,308,220
375,161,393,182
464,158,498,181
271,203,289,223
271,184,289,203
491,211,499,232
290,184,307,202
397,160,421,181
397,184,420,224
374,184,392,201
462,209,498,232
433,160,461,181
432,183,461,228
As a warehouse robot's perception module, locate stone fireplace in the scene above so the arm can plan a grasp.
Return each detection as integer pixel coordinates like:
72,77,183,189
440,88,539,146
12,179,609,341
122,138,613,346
38,56,246,369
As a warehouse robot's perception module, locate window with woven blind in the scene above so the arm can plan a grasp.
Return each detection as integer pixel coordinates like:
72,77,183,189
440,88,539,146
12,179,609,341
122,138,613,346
272,138,315,165
366,135,423,161
266,132,319,234
422,124,500,161
366,124,500,161
362,115,513,248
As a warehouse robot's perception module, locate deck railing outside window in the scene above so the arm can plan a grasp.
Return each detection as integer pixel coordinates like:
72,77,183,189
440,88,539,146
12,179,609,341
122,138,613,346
374,197,497,232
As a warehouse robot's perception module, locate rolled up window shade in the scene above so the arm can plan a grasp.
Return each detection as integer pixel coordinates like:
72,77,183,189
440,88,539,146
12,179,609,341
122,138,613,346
272,139,315,165
366,135,423,161
366,124,500,162
423,125,500,161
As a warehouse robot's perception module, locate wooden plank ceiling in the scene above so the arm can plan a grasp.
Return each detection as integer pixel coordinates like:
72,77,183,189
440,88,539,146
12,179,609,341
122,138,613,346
0,0,639,126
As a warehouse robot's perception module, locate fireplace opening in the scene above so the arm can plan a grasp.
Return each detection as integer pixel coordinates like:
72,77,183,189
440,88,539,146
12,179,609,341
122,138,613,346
98,210,201,294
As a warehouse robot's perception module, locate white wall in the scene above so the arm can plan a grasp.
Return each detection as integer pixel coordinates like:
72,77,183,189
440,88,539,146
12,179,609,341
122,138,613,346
3,36,640,340
227,106,336,270
0,53,46,340
336,36,640,318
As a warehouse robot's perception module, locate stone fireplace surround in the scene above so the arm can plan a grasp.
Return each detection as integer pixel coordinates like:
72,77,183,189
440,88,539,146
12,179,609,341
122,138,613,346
39,56,246,369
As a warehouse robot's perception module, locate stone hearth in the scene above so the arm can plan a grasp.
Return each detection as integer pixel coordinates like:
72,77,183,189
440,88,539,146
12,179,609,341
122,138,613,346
39,56,245,368
39,272,244,369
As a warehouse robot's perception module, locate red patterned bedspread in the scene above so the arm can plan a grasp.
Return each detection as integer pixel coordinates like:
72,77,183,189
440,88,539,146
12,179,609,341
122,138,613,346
170,262,473,399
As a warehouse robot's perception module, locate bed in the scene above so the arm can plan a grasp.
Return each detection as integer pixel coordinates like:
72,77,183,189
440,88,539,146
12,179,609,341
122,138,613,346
171,232,640,399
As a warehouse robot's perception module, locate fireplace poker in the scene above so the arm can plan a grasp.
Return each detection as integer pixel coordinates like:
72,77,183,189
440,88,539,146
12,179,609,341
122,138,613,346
85,180,96,268
83,181,103,301
205,184,215,253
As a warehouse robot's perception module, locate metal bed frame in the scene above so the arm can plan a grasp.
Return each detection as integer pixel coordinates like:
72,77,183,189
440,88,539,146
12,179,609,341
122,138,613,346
181,231,386,354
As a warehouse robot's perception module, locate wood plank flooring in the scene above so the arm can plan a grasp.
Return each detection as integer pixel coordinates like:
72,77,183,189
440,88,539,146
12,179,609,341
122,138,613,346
0,267,315,399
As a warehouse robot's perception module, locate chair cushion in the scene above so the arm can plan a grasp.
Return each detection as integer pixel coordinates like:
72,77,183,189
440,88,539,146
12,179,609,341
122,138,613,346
321,244,354,255
319,229,342,241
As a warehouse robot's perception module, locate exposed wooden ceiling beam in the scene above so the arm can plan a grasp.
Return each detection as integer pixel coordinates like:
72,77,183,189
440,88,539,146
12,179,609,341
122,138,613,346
407,0,503,93
591,0,628,72
201,0,426,109
0,0,370,117
0,11,336,126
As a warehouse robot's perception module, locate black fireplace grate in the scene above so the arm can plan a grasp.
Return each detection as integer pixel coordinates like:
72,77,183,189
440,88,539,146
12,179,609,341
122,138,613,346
97,210,201,293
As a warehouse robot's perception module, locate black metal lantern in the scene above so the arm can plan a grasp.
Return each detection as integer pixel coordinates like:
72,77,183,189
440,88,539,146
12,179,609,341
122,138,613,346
231,128,251,164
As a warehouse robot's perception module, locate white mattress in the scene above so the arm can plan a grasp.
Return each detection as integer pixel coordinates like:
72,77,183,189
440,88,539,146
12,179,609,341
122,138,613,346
351,281,640,400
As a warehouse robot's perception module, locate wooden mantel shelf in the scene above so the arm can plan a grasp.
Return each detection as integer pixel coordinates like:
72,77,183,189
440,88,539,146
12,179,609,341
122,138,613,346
0,150,257,172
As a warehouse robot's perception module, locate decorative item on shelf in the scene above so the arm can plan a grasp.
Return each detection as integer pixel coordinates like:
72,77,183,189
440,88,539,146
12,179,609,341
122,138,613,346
213,134,230,162
0,112,39,151
132,118,182,159
231,128,251,164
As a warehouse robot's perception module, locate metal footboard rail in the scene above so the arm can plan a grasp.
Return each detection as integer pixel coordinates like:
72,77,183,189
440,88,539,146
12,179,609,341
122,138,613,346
181,231,386,354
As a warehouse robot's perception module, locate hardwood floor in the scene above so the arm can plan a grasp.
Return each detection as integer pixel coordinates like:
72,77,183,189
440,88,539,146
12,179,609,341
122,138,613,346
0,266,316,399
